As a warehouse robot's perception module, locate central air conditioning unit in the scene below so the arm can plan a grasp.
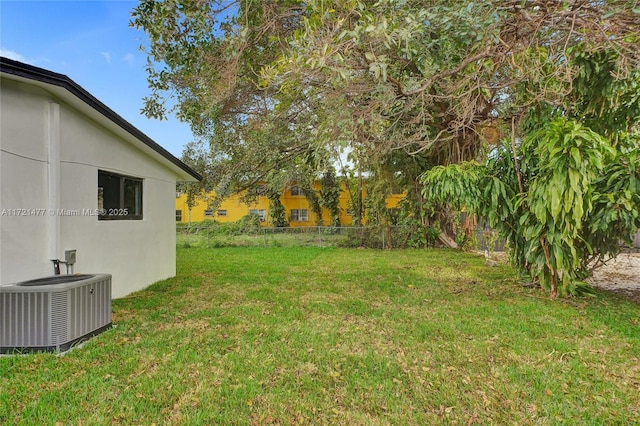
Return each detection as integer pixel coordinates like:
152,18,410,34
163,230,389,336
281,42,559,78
1,274,112,354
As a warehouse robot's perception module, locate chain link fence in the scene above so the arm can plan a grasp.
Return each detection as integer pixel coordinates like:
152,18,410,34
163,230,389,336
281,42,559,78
177,221,639,251
176,221,504,250
177,224,398,249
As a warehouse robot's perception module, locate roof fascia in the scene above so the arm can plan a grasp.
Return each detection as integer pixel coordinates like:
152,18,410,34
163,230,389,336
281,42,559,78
0,57,202,182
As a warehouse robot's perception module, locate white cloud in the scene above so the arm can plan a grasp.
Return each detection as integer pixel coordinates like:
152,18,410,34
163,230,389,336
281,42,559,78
100,51,111,64
122,53,135,66
0,48,30,63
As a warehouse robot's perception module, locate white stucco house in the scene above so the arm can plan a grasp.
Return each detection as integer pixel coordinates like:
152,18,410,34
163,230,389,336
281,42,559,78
0,57,201,298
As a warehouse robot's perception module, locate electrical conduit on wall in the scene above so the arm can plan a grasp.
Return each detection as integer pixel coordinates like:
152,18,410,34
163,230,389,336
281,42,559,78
48,102,60,262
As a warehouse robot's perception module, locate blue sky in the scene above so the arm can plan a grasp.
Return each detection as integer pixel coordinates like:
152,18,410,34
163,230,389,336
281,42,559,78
0,0,193,157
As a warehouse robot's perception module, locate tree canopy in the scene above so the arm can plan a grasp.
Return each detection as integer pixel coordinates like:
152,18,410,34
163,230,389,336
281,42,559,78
133,1,640,295
133,0,639,190
133,0,639,163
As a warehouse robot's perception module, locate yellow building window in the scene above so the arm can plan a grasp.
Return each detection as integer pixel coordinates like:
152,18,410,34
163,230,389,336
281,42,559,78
249,209,267,221
290,185,304,196
290,209,308,222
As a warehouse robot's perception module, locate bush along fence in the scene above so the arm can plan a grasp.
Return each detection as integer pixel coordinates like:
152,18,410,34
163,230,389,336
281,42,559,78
176,218,640,251
175,220,505,250
177,224,402,249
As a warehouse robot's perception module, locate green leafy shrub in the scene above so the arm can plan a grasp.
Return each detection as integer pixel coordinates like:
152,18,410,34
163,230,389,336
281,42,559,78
422,118,640,297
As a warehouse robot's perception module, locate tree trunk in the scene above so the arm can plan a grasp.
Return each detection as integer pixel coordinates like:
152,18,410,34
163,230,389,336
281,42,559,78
439,232,459,249
540,236,558,298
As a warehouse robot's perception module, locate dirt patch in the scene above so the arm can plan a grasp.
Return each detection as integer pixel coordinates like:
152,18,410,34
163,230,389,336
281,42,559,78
587,253,640,302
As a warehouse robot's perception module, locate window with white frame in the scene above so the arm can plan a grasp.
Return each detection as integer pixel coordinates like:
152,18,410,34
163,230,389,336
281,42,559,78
176,210,182,222
217,209,228,217
204,209,213,217
249,209,267,221
290,209,308,222
290,185,304,196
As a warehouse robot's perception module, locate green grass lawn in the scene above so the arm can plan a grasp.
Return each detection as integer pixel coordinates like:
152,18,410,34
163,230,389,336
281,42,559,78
2,247,639,425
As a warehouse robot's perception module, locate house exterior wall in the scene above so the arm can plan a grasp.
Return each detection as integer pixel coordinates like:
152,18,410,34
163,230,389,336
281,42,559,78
1,78,179,298
175,183,404,226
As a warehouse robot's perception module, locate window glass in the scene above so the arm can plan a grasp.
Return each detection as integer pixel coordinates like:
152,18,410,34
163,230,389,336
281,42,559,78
249,209,267,221
290,209,308,222
98,172,120,211
124,178,143,216
290,185,304,196
98,170,143,220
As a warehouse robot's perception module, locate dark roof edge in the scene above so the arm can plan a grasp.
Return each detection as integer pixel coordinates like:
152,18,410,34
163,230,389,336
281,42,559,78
0,56,202,181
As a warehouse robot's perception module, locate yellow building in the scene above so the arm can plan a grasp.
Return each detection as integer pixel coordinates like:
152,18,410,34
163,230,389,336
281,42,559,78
176,182,403,226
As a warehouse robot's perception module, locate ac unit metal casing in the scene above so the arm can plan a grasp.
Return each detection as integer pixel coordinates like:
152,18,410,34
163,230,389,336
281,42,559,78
1,274,112,354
